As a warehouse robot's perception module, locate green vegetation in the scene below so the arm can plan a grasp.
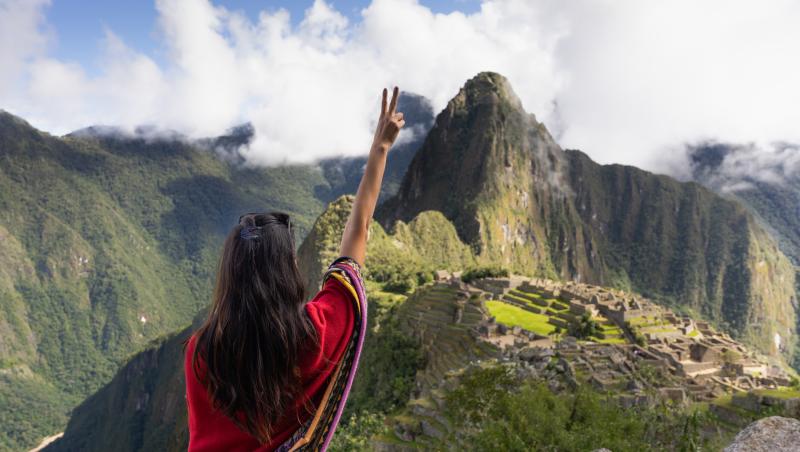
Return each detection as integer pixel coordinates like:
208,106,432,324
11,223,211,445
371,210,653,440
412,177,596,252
721,350,742,364
567,313,601,340
344,300,426,415
0,112,393,450
328,411,388,452
594,337,627,345
444,365,728,451
486,300,556,335
752,388,800,400
461,266,510,284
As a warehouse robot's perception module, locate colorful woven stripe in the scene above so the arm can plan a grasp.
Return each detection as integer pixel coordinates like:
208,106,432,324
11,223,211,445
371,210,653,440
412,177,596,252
280,258,368,451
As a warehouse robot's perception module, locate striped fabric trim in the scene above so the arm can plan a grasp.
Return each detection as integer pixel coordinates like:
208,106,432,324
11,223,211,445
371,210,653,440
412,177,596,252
279,257,367,451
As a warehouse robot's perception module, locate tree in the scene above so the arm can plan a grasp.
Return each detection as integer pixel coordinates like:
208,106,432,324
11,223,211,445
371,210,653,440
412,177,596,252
567,313,600,340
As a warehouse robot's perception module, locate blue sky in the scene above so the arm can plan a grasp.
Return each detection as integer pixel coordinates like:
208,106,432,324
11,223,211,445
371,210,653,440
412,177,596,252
46,0,481,74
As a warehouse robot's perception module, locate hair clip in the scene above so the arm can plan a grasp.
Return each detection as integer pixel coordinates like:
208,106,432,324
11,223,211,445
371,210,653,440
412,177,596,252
240,225,262,240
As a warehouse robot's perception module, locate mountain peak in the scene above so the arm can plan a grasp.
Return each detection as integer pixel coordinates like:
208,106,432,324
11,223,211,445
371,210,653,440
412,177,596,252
0,109,37,133
454,71,525,113
378,72,564,274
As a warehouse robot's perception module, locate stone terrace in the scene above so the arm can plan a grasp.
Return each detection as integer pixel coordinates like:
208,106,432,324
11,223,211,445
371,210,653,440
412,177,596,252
469,275,793,400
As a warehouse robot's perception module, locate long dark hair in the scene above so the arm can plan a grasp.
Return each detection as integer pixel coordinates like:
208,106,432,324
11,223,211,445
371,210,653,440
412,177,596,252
192,211,316,443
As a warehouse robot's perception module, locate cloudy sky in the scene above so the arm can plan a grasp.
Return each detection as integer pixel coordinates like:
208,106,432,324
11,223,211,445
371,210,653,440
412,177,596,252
1,0,799,170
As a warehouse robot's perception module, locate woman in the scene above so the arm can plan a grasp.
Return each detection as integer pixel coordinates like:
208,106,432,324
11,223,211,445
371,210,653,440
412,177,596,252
184,87,405,451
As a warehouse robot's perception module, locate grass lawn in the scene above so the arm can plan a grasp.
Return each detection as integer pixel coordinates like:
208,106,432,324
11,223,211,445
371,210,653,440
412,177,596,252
598,323,622,333
486,300,556,336
640,326,678,334
504,293,537,307
510,289,542,300
754,388,800,399
594,337,627,344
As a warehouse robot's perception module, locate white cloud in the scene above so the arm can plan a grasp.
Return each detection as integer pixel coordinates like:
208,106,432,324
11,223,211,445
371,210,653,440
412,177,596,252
0,0,50,96
1,0,799,168
682,142,800,194
549,0,800,170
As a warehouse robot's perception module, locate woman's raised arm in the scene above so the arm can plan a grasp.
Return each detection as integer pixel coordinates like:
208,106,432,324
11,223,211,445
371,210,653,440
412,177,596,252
339,86,405,266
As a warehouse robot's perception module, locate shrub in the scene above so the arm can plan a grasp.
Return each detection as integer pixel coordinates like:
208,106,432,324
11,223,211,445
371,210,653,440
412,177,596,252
567,313,600,339
461,266,510,284
443,365,723,451
383,277,416,294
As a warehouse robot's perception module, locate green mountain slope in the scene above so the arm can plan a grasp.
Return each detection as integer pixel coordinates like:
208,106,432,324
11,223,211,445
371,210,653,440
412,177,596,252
685,143,800,369
0,112,323,450
686,142,800,266
379,72,797,364
0,104,431,451
565,150,797,356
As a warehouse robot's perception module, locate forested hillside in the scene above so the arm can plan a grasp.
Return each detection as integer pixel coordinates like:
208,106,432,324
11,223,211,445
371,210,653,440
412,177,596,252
0,96,432,451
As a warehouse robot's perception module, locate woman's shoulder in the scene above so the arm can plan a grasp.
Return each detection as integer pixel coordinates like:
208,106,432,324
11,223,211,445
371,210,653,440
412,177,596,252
326,256,362,281
307,257,362,306
305,277,353,315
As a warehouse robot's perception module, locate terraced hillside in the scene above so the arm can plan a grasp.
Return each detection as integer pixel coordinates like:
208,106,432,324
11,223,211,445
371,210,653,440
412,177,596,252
375,274,799,450
375,282,499,448
488,282,625,344
396,283,498,390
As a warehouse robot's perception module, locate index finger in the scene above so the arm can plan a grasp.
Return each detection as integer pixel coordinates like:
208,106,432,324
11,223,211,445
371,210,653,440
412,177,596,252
381,88,387,117
388,86,399,115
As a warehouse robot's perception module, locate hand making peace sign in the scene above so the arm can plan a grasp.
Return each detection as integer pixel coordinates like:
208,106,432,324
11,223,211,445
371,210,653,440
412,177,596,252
372,86,405,152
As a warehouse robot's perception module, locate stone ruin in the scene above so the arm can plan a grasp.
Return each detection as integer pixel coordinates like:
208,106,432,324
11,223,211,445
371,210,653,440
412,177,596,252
463,273,795,403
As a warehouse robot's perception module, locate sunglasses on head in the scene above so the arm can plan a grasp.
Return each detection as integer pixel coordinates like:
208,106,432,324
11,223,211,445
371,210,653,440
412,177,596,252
238,212,292,230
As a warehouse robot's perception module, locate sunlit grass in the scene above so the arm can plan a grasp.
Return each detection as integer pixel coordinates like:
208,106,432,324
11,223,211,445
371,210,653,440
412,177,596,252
486,300,557,335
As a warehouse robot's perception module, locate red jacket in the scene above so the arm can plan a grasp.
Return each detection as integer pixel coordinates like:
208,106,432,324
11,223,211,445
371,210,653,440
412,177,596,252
184,278,355,451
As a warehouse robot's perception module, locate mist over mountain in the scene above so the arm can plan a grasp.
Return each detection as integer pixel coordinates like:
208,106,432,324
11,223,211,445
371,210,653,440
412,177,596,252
683,142,800,266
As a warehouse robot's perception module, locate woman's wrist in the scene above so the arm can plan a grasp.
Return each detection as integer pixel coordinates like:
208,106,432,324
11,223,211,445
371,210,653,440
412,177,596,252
370,142,390,155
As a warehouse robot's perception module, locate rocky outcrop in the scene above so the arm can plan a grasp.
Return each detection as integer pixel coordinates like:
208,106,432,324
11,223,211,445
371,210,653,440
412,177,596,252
724,416,800,452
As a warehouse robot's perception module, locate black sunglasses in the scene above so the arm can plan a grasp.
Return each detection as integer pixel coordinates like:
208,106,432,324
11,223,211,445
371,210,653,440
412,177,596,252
238,212,292,230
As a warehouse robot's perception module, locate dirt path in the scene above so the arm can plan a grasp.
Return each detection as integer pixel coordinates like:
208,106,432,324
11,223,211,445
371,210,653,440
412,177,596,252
28,432,63,452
